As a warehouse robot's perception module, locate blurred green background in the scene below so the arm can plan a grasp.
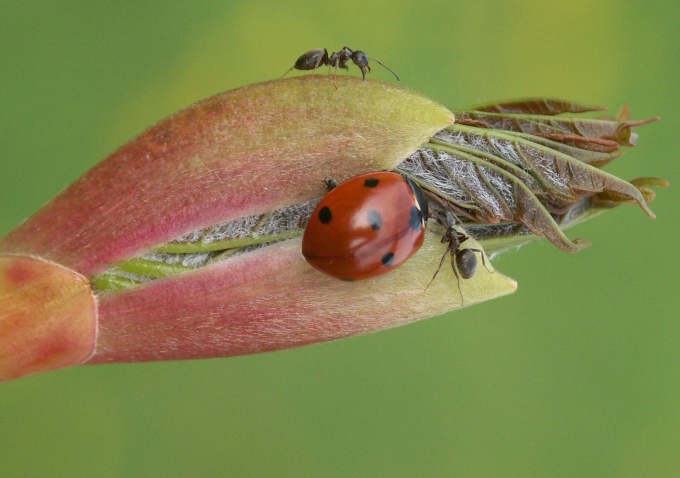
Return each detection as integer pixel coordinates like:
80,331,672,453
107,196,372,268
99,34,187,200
1,1,678,476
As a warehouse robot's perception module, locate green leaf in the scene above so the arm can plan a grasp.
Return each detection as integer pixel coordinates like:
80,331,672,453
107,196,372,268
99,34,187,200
453,110,659,147
466,98,606,115
397,146,590,253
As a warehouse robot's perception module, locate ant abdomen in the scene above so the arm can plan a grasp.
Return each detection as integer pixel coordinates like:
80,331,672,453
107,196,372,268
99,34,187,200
455,248,478,280
293,49,328,71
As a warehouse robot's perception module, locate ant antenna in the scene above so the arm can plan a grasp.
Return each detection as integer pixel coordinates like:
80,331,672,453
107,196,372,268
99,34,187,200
368,57,400,81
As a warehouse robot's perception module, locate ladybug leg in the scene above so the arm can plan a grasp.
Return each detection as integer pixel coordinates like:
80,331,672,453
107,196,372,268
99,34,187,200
323,178,338,191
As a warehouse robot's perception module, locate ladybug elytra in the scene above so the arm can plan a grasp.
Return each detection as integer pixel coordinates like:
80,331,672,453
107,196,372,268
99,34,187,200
302,171,428,281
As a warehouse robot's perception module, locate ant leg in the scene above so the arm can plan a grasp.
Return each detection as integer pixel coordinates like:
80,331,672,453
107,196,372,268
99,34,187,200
312,54,325,75
359,64,368,81
451,256,465,305
281,66,295,78
467,248,494,273
422,190,479,223
332,60,340,89
424,249,449,293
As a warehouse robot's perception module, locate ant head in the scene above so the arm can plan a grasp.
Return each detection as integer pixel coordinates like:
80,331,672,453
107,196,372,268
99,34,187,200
350,51,371,80
443,211,457,228
433,210,459,234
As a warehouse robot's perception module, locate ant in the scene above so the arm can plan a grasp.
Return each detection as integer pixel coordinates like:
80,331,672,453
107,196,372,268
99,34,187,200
282,46,400,83
426,210,491,305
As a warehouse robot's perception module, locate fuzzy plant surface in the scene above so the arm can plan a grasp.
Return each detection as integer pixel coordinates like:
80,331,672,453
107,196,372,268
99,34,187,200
0,76,666,381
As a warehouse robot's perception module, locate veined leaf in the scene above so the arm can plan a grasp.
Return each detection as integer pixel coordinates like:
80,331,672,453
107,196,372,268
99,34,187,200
467,98,606,115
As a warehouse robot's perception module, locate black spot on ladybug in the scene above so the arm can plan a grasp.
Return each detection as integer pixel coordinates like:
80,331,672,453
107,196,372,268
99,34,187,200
381,252,394,266
409,206,423,231
318,206,332,224
364,178,380,188
367,210,382,231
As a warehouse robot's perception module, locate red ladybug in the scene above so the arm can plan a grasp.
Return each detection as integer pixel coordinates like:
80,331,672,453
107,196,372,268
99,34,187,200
302,171,429,281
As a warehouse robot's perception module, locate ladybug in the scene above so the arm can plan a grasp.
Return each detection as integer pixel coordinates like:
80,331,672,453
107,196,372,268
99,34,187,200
302,171,428,281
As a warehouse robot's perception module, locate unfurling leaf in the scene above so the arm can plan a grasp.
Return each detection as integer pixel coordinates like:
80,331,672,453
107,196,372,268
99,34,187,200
394,100,661,253
468,98,607,115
